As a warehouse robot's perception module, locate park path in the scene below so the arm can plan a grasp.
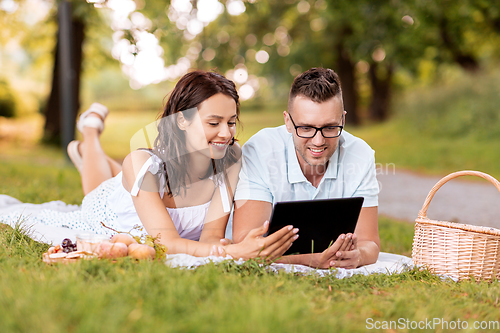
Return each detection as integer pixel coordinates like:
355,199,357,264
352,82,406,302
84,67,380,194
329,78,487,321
377,169,500,229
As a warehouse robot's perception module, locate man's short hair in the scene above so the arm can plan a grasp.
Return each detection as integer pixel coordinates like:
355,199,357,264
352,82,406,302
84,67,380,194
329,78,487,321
288,67,342,111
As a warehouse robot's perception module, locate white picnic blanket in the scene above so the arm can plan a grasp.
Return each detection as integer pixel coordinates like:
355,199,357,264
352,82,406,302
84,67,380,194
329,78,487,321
0,194,81,217
1,194,413,277
166,252,413,278
0,194,82,243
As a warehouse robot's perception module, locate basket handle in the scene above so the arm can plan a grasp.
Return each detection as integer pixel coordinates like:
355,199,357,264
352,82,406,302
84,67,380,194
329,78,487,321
418,170,500,219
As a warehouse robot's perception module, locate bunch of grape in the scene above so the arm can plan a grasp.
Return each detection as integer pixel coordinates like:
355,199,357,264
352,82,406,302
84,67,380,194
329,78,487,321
61,238,77,253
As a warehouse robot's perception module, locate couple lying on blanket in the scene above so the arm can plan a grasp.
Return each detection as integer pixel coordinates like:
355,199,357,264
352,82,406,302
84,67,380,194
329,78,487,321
7,68,380,269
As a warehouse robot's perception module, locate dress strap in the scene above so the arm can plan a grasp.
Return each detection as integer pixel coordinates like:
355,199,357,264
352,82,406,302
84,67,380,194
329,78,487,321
218,176,231,214
130,153,166,199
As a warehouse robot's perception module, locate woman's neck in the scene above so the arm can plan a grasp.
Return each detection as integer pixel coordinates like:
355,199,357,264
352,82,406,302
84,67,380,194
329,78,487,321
187,151,213,179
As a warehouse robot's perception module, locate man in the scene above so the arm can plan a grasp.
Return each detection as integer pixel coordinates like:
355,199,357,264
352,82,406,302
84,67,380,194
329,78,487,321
233,67,380,269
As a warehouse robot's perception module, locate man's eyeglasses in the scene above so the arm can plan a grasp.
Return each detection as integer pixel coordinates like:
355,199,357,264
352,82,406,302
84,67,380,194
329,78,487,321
288,112,344,138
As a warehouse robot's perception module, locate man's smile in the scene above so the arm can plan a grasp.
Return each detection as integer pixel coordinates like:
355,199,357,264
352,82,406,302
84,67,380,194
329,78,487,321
308,146,327,157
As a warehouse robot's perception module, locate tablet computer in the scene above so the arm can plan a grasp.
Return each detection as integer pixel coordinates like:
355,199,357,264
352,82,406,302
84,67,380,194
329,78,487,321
267,197,364,255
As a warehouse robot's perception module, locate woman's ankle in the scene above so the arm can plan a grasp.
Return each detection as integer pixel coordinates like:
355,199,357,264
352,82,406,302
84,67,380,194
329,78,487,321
81,126,101,138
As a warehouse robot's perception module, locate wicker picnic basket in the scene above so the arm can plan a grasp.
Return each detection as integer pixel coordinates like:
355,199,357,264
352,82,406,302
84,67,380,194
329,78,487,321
412,170,500,281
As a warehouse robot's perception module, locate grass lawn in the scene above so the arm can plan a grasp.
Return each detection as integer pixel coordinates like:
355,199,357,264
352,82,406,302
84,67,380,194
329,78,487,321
2,213,500,333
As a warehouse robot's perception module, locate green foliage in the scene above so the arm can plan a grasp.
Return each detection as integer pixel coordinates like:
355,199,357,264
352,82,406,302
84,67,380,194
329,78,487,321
350,68,500,179
395,68,500,140
81,68,172,112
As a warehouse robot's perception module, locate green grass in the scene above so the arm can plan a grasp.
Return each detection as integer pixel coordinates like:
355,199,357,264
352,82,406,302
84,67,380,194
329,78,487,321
237,103,287,143
0,148,83,205
350,120,500,180
378,216,415,257
87,109,161,160
2,218,500,333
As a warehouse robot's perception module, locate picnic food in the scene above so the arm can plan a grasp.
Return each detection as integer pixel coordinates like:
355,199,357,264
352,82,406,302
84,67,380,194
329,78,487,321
61,238,77,253
128,243,156,260
48,245,61,254
110,233,138,246
49,252,70,259
76,233,111,253
44,248,96,263
97,241,129,259
43,231,167,264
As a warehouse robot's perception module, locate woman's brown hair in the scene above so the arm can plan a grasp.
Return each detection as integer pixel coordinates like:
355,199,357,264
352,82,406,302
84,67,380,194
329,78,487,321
152,70,240,196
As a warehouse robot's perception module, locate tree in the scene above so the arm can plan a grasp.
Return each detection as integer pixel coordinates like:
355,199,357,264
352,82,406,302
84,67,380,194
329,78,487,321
181,0,414,123
42,0,111,145
172,0,423,123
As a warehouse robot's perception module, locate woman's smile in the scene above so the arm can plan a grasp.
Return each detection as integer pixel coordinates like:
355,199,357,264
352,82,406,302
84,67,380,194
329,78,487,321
183,93,238,159
210,141,230,150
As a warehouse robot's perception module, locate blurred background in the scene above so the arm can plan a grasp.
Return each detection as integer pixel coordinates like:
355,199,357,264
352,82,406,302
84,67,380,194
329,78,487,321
1,0,500,188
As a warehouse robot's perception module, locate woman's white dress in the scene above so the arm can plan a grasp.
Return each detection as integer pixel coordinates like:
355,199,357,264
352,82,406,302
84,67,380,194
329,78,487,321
0,153,230,241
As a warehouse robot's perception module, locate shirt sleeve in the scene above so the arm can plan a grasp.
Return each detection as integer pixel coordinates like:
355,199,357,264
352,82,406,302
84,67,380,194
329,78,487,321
353,153,379,207
234,138,274,203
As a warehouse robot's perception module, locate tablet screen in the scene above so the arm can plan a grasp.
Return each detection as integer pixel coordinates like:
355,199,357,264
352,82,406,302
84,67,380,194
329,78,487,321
267,197,364,255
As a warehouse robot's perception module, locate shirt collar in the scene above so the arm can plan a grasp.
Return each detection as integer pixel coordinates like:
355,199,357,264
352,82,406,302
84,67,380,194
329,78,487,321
286,133,345,183
287,136,306,184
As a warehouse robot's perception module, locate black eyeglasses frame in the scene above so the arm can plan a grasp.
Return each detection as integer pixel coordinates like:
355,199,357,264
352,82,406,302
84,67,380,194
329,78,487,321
287,112,344,139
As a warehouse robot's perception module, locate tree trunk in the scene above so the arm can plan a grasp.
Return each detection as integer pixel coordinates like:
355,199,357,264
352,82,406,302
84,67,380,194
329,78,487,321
334,24,359,126
43,17,84,145
336,42,359,126
368,62,393,122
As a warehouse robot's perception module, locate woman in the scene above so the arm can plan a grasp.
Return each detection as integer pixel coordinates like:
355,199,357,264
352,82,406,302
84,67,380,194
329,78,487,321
61,70,298,259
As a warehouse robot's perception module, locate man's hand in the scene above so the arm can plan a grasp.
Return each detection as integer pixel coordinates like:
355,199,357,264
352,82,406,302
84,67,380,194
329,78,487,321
311,233,355,268
332,206,381,268
330,233,362,269
277,233,353,268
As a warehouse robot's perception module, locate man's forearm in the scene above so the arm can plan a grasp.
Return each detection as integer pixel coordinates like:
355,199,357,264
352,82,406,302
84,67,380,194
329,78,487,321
275,253,321,268
275,240,380,269
357,240,380,266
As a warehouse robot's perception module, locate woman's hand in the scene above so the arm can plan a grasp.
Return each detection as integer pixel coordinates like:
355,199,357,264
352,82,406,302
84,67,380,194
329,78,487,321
206,238,233,257
209,244,230,257
219,238,233,246
225,221,299,261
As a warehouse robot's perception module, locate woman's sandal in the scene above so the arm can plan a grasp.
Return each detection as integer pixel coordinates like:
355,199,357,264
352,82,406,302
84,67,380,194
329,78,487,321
76,102,109,134
68,103,109,172
67,140,83,173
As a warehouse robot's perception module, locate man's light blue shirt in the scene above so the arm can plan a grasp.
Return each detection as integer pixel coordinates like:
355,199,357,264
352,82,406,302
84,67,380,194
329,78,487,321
234,125,379,207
